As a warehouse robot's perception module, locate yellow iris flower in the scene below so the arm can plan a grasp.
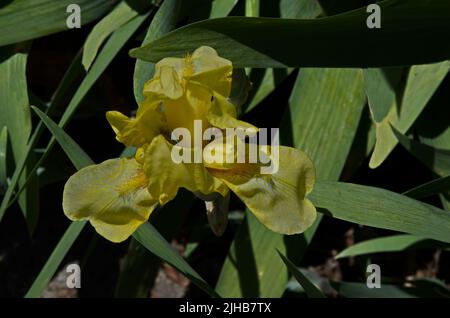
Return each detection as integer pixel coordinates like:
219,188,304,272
62,46,317,243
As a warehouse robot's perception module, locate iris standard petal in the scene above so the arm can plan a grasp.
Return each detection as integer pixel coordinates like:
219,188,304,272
62,158,157,242
190,46,232,97
205,145,317,234
163,82,211,135
143,65,184,100
106,99,164,148
143,135,228,205
145,46,232,98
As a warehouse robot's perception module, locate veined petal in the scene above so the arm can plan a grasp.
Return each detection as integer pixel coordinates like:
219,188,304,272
106,99,164,148
63,158,156,243
207,91,257,130
145,46,232,98
143,135,228,205
190,46,232,97
206,145,316,234
143,65,184,100
163,82,211,134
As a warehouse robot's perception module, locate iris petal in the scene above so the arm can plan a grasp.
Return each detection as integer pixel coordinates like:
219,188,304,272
144,46,232,99
143,135,228,205
190,46,232,97
207,91,257,130
206,145,317,234
106,98,164,148
63,158,156,242
143,65,184,100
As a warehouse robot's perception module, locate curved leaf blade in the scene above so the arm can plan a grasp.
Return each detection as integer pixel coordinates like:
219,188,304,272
403,175,450,199
25,220,87,298
369,61,450,168
0,127,8,192
393,127,450,177
130,0,450,68
82,1,144,70
0,47,39,232
0,0,118,46
278,251,325,298
310,181,450,243
335,234,447,259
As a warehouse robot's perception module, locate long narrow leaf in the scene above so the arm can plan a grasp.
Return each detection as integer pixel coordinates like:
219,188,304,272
130,0,450,68
393,128,450,177
0,46,39,232
25,220,87,298
278,251,325,298
335,234,447,259
363,68,403,123
209,0,238,18
243,0,322,113
32,107,94,169
0,127,7,192
82,1,146,70
310,181,450,243
403,176,450,199
134,223,219,297
0,0,118,46
369,61,449,168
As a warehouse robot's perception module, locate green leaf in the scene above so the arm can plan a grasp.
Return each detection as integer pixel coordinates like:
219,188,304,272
411,277,450,297
316,0,362,15
245,0,259,17
32,107,94,169
369,61,450,168
25,220,87,298
82,1,146,70
209,0,238,18
133,0,182,103
393,128,450,177
0,13,149,222
115,190,193,297
335,234,447,259
29,107,217,298
332,282,440,298
288,69,366,180
0,46,39,232
279,0,323,19
133,223,219,297
334,279,450,298
0,127,7,192
243,0,322,113
403,175,450,199
130,0,450,68
216,68,365,297
277,251,325,298
415,83,450,150
363,68,403,123
309,181,450,243
0,0,118,46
